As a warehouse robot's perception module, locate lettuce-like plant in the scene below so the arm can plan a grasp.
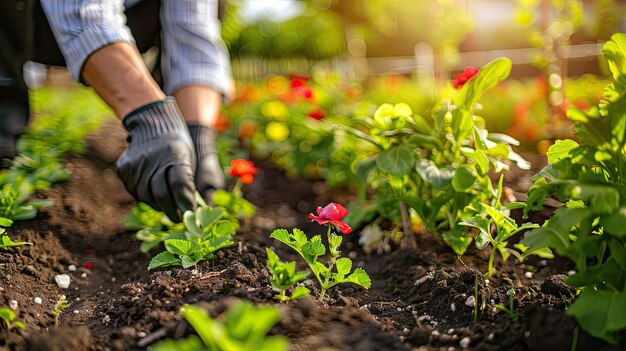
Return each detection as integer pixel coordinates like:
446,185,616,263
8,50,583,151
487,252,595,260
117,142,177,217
148,203,235,270
521,33,626,345
266,248,310,302
0,183,53,222
270,203,371,301
151,302,289,351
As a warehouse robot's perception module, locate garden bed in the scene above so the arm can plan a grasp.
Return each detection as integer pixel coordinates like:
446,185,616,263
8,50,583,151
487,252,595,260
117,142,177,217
0,123,623,351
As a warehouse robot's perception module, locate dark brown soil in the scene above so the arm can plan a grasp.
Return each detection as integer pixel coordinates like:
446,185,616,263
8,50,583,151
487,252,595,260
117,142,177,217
1,124,624,351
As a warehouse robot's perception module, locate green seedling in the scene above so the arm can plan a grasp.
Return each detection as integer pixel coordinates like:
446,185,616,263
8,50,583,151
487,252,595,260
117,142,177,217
151,302,289,351
0,183,53,222
460,176,539,278
270,227,371,301
0,219,31,250
148,202,235,270
266,248,310,302
51,295,70,325
494,287,518,322
0,307,25,330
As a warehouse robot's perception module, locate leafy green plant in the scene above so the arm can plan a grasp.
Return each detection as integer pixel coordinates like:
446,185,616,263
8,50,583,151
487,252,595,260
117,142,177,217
460,176,539,277
520,33,626,345
0,307,25,330
151,302,289,351
266,248,310,302
341,57,528,254
147,201,235,270
50,295,70,326
269,203,371,301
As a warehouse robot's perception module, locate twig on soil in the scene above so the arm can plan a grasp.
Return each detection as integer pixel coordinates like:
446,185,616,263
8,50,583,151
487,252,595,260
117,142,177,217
399,201,417,249
197,268,228,280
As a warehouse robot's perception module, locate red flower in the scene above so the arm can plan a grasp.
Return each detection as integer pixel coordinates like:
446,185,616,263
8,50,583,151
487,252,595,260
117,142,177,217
228,159,259,184
299,87,316,102
452,66,479,89
308,203,352,234
291,78,307,90
85,262,93,270
307,108,325,121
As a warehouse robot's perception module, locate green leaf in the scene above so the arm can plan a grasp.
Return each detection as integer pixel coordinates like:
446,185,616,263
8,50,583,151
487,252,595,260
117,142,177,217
0,217,13,227
601,207,626,238
148,251,180,270
460,216,491,249
546,139,579,164
197,207,224,228
602,33,626,81
442,226,473,255
355,157,377,185
452,165,477,192
566,289,626,345
211,220,236,238
302,237,326,264
269,229,291,246
415,159,454,187
165,239,197,256
375,144,415,176
346,268,371,288
181,255,201,269
454,57,512,109
335,257,352,276
291,286,311,299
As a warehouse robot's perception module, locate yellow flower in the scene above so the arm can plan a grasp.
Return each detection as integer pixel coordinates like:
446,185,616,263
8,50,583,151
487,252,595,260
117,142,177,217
265,122,289,141
261,100,289,120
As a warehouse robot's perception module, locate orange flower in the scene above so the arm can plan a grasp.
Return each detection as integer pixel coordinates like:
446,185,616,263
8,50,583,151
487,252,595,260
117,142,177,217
228,159,259,184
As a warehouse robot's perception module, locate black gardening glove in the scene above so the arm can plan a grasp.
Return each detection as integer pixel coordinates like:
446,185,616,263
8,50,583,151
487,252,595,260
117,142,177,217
116,98,196,222
188,124,225,203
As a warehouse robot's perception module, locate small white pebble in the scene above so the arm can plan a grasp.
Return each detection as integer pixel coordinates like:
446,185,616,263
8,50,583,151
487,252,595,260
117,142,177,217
111,277,116,282
539,260,547,266
524,271,533,279
137,331,147,338
73,310,80,314
81,272,87,278
567,269,576,276
448,347,456,351
68,265,77,272
448,328,454,334
55,274,71,289
396,307,403,312
487,332,495,341
465,296,475,307
9,300,18,310
33,297,42,304
412,310,418,315
102,315,111,324
75,297,80,301
403,328,410,333
484,279,490,285
431,330,440,337
450,303,456,312
460,336,471,348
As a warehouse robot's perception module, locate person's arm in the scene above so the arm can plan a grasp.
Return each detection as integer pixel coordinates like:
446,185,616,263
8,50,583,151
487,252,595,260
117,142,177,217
161,0,235,200
40,1,197,221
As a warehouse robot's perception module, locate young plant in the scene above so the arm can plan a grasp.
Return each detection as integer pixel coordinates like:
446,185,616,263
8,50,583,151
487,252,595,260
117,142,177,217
151,302,289,351
50,295,69,325
148,199,235,270
211,159,258,223
520,33,626,345
459,176,539,278
270,203,371,301
494,287,519,322
0,183,53,222
266,248,310,302
0,219,32,250
0,307,25,330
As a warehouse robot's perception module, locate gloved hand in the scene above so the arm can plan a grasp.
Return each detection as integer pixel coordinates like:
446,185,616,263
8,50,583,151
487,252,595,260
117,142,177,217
188,124,225,202
116,98,196,222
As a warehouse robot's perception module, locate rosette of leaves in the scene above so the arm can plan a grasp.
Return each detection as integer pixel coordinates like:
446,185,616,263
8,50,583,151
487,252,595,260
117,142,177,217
520,33,626,345
124,202,183,253
151,302,289,351
266,248,310,302
345,57,529,255
148,205,235,270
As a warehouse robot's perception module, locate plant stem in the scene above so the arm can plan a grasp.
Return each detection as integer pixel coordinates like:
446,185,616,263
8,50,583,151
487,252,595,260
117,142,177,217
399,200,417,249
319,225,336,302
487,248,495,278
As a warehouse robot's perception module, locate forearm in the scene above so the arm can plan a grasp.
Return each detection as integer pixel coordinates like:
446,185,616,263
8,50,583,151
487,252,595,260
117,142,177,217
82,42,165,118
174,85,221,127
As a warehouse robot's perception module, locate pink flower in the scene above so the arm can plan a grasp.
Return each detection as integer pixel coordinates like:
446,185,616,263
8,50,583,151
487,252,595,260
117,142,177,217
452,66,479,89
308,203,352,234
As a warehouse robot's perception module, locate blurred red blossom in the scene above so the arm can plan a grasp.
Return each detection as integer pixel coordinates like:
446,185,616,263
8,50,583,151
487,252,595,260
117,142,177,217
228,159,259,184
309,203,352,234
452,66,479,89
